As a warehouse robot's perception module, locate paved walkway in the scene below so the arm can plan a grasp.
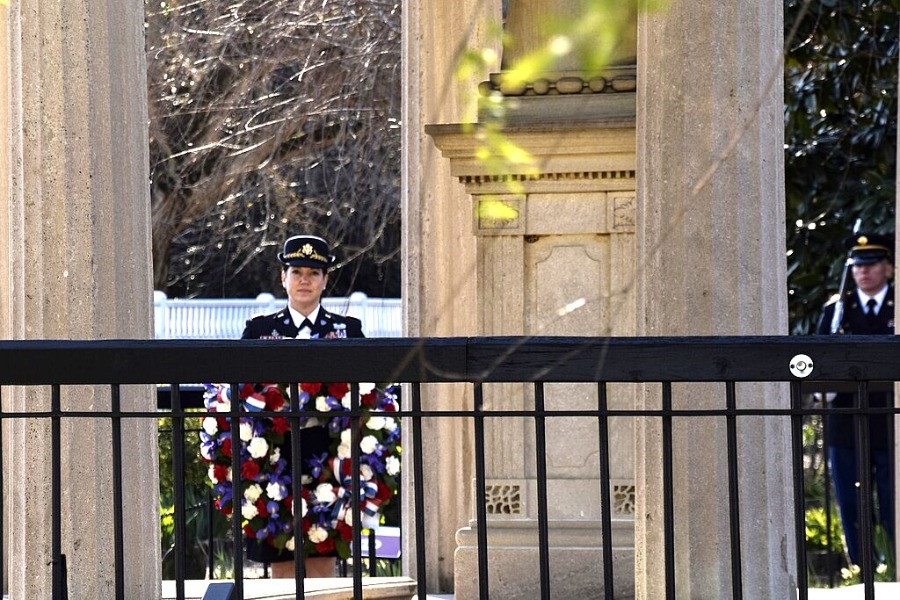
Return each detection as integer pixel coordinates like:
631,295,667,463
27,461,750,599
161,577,418,599
808,583,900,598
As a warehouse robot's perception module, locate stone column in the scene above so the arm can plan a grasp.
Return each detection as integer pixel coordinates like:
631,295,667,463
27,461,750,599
635,1,795,598
1,1,159,598
401,0,500,592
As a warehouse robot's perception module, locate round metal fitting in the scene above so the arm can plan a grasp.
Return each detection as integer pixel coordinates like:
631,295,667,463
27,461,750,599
789,354,814,378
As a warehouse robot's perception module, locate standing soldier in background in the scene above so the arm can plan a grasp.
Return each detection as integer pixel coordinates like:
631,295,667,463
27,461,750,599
817,231,895,567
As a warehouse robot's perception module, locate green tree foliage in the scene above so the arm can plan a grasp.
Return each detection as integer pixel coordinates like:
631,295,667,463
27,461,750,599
785,0,898,335
146,0,401,299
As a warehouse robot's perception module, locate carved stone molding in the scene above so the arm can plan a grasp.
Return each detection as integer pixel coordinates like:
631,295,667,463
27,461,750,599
480,67,637,98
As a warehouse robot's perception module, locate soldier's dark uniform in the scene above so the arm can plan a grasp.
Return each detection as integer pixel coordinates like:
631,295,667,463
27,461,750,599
242,306,363,340
241,235,364,566
816,232,895,565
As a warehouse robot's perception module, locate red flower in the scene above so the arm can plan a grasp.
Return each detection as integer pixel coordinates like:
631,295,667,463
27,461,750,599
301,382,322,395
243,524,256,539
256,499,269,518
220,438,232,458
264,387,285,411
241,459,260,480
376,481,392,502
215,498,232,515
271,417,291,435
361,392,378,407
217,417,230,431
213,464,229,484
240,383,256,399
315,538,335,555
336,521,353,542
382,402,397,413
302,518,311,534
330,382,350,399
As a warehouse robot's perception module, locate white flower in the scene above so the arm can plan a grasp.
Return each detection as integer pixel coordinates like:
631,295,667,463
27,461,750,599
226,467,232,482
242,501,258,520
266,481,286,501
315,396,332,412
386,456,400,476
200,445,212,461
383,417,398,433
300,474,313,485
239,422,253,442
336,443,351,460
202,417,218,435
341,393,352,409
243,484,263,503
301,497,308,518
248,436,269,459
314,483,337,505
366,416,386,431
217,399,231,413
359,435,379,455
285,536,295,552
208,465,219,483
308,524,329,544
360,464,374,481
269,447,281,464
359,382,376,395
359,513,380,530
340,429,352,445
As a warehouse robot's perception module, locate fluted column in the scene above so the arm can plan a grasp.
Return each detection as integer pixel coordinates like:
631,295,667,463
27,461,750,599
2,0,159,598
635,1,794,598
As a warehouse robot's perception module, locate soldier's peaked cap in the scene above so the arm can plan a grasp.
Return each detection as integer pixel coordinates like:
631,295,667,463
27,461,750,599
843,232,894,266
277,235,335,269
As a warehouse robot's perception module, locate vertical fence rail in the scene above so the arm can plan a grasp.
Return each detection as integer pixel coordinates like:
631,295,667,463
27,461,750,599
473,383,490,600
229,383,244,599
411,383,427,599
0,387,5,595
111,385,126,600
596,382,615,600
169,385,187,600
791,381,808,600
350,383,363,599
661,382,676,599
855,381,875,600
288,382,307,595
532,383,551,599
724,381,743,599
51,385,64,600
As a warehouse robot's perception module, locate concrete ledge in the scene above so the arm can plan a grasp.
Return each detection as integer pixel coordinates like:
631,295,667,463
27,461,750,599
161,577,417,599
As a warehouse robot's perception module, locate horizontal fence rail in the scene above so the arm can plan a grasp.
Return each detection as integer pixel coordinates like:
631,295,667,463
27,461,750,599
0,336,898,599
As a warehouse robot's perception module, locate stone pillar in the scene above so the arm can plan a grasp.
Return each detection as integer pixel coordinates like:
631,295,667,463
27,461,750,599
635,1,795,598
1,1,159,598
401,0,500,592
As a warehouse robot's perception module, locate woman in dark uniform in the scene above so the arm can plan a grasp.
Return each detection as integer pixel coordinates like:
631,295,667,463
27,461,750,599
241,234,364,578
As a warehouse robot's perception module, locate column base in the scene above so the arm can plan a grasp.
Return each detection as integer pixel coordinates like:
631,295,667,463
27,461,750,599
454,520,634,600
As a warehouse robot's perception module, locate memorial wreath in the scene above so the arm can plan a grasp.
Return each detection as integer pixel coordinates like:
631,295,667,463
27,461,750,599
198,381,401,559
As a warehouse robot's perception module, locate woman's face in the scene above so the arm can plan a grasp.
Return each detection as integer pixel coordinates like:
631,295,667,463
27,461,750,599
282,266,328,313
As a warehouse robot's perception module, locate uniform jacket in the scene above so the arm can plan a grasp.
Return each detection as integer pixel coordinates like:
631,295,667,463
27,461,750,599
241,306,365,340
816,285,894,449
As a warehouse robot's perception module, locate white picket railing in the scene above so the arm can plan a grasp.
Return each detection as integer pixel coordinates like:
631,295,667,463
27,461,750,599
153,291,402,339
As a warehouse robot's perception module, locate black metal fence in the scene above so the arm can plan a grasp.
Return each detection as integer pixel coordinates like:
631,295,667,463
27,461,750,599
0,336,898,600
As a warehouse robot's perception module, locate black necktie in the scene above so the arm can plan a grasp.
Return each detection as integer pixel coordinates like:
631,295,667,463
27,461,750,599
865,298,878,325
300,318,313,331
